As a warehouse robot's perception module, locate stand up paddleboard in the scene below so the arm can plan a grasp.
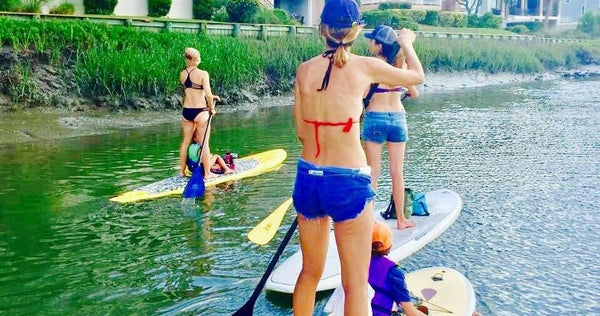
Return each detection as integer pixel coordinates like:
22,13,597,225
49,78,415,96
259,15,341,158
324,266,476,316
404,267,476,316
110,149,287,203
265,189,462,293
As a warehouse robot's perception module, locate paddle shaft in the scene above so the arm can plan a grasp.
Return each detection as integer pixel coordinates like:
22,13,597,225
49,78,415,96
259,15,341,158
233,218,298,316
198,111,213,169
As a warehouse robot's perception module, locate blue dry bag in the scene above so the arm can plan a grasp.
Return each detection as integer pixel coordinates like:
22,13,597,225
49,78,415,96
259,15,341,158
411,192,429,216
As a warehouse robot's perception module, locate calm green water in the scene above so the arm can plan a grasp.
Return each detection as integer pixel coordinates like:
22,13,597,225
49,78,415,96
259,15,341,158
1,78,599,315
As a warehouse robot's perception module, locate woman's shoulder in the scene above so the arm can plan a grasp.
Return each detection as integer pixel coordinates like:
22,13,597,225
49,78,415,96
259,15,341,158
352,54,386,67
299,55,323,67
296,56,320,76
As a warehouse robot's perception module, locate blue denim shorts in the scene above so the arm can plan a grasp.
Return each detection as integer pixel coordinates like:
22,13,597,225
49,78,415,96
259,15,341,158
292,158,375,222
361,111,408,143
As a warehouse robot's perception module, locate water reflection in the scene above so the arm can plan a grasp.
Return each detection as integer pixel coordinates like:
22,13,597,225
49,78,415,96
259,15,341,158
1,78,599,315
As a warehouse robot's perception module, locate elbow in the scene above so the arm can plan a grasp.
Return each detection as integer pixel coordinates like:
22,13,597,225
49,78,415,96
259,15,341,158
413,73,425,86
409,89,419,99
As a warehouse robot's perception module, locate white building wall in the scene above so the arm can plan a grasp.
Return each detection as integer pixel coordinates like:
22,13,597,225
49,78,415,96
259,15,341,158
167,0,192,19
114,0,148,16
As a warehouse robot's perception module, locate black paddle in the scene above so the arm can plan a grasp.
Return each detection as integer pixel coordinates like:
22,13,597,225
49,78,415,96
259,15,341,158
232,217,299,316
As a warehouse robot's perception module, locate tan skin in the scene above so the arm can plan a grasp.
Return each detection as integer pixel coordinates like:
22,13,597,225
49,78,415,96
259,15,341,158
292,28,424,316
207,154,234,174
364,37,422,230
178,62,220,178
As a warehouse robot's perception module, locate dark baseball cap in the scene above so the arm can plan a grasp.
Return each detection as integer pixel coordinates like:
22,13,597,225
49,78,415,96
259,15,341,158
320,0,361,28
364,25,397,46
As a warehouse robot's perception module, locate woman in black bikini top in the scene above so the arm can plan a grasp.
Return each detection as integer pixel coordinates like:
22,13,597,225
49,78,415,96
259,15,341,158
181,67,210,121
178,47,220,177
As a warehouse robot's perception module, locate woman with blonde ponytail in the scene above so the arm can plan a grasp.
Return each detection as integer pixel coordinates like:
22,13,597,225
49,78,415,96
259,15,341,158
291,0,425,314
178,47,220,178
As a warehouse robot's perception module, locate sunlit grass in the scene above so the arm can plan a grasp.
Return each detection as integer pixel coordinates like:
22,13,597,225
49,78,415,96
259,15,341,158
1,18,599,107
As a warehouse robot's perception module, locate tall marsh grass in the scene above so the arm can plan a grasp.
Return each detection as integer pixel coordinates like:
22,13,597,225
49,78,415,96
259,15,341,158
1,18,599,108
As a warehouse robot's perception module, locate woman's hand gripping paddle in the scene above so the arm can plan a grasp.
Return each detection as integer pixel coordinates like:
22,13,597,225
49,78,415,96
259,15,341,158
182,112,213,200
233,217,298,316
248,198,293,245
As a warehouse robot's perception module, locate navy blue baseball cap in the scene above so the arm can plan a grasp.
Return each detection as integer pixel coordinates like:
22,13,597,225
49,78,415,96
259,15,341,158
364,25,397,46
320,0,361,28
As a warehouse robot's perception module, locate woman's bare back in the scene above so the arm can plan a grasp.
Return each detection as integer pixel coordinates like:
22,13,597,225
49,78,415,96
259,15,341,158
180,68,208,108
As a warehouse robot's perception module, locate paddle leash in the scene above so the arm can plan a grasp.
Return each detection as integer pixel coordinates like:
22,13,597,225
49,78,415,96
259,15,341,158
182,111,213,201
233,217,298,316
412,295,454,314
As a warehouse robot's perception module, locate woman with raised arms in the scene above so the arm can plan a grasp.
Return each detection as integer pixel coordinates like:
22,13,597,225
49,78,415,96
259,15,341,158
291,0,425,314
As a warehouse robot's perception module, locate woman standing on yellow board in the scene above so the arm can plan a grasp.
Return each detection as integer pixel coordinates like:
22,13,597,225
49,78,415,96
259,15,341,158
291,0,424,314
362,25,421,230
178,47,220,178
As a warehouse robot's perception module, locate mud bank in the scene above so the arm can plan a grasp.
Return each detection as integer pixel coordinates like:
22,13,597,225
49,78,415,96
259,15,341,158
1,66,599,145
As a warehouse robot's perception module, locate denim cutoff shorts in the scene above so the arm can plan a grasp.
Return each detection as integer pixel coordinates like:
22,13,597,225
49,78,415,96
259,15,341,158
292,158,375,223
361,111,408,143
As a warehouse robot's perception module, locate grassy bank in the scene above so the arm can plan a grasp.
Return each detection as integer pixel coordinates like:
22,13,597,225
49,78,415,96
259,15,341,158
1,18,600,109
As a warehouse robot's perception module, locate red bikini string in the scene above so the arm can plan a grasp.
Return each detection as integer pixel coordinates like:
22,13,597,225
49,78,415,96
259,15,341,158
303,118,356,157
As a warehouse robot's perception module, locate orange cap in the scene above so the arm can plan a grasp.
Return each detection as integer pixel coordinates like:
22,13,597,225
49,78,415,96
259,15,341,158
372,222,392,252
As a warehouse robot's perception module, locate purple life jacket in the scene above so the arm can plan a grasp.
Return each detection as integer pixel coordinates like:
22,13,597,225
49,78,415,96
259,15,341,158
369,256,398,316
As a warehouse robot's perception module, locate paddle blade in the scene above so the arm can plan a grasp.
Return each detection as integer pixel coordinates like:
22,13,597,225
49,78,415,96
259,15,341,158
248,198,293,245
182,165,205,199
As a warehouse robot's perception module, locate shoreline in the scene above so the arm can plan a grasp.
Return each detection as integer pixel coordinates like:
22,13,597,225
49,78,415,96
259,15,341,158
1,67,599,146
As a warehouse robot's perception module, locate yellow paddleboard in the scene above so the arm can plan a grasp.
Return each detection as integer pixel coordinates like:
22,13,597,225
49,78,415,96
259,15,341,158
405,267,476,316
109,148,287,203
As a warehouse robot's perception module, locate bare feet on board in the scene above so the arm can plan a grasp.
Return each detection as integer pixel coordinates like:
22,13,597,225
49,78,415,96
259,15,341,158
204,172,219,180
397,219,416,230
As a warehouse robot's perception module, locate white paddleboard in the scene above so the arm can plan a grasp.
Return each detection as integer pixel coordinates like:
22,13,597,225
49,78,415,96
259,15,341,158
324,266,476,316
265,189,463,293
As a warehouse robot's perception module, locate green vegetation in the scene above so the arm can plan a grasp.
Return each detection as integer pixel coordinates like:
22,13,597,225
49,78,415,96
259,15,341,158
412,38,591,73
49,2,75,15
0,0,20,11
378,2,412,10
226,0,259,23
148,0,172,17
192,0,214,20
578,12,600,38
0,18,599,109
418,25,516,35
363,7,501,30
0,18,321,107
83,0,117,15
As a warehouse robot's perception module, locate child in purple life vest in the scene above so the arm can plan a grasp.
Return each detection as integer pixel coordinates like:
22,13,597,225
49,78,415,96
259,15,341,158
370,222,428,316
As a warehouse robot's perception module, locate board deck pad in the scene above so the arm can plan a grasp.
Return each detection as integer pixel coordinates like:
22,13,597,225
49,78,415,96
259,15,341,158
135,158,259,195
